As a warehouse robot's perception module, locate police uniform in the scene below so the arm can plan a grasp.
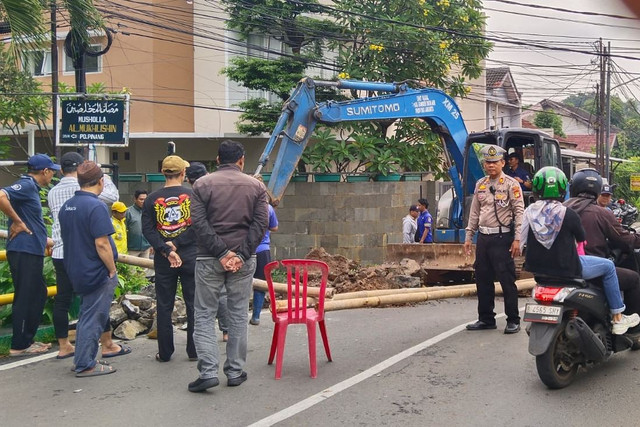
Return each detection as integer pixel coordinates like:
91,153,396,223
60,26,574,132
465,145,524,330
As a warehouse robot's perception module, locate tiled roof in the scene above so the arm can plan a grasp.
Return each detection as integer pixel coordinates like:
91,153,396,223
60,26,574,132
486,68,509,88
565,134,617,153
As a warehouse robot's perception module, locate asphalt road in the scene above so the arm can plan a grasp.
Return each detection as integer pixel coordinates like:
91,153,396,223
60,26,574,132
2,296,640,427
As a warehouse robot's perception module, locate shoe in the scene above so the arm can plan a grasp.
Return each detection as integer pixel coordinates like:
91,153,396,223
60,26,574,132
612,313,640,335
249,318,260,326
227,371,247,387
466,320,497,331
188,377,219,392
504,323,521,334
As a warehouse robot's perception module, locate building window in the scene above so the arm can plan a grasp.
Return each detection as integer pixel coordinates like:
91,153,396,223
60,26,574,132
64,44,102,74
22,50,52,76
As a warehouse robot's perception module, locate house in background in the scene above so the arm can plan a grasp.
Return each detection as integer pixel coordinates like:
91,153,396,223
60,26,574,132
485,67,522,130
2,0,488,186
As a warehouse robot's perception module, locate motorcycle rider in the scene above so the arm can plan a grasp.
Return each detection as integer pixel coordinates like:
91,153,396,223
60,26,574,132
564,168,640,328
521,167,640,334
597,184,613,209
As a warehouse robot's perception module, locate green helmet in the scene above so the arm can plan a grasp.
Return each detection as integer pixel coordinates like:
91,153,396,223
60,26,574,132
532,167,568,200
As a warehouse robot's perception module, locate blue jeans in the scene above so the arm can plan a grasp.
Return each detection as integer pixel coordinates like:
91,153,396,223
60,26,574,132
193,256,256,380
580,255,625,314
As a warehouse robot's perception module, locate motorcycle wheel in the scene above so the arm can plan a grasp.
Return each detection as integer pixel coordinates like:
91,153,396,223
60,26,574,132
535,323,578,389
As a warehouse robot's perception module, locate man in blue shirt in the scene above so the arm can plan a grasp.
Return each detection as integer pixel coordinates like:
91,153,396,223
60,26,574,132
0,154,59,356
416,198,433,243
59,162,119,377
506,152,532,191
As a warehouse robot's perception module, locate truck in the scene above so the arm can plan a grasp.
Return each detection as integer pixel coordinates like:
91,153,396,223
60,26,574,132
255,77,562,281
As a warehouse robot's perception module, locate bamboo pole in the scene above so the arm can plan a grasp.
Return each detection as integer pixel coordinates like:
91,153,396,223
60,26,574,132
252,278,336,299
323,279,536,312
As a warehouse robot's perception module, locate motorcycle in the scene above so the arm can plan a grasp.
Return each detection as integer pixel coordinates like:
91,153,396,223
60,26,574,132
525,274,640,389
611,199,639,227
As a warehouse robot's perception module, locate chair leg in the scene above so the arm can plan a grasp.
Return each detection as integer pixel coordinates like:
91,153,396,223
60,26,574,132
319,320,332,362
268,323,279,365
307,321,318,378
275,323,288,380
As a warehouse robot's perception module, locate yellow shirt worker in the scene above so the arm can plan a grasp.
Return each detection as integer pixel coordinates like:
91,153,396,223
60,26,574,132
111,201,128,254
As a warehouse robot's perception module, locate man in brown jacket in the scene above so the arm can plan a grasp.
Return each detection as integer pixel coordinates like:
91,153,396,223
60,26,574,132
187,140,268,393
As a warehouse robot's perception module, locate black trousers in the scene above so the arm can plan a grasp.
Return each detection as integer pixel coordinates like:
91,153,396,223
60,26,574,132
52,259,110,340
7,251,47,350
155,252,196,361
615,267,640,316
473,233,521,325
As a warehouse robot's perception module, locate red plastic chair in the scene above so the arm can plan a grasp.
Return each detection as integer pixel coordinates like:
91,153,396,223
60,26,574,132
265,259,332,379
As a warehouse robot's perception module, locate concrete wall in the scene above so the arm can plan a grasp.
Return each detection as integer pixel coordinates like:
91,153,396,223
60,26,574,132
117,180,437,265
268,181,436,264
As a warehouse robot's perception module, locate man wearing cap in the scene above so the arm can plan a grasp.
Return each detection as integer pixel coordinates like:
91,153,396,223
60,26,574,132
505,152,532,191
59,161,118,376
188,140,268,392
597,184,614,209
48,151,127,360
0,154,59,356
464,144,525,334
142,155,198,362
111,202,128,254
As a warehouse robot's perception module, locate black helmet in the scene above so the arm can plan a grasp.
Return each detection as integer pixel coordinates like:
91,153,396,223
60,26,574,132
532,167,568,200
570,168,602,198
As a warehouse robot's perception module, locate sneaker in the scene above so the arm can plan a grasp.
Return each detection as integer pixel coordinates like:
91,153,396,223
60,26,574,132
249,318,260,326
188,377,219,392
612,313,640,335
227,371,247,387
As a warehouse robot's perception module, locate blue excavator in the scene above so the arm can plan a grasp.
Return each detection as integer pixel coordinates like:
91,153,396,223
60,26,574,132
255,77,562,244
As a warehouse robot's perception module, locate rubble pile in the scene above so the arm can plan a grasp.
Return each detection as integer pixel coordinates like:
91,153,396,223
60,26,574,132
108,284,187,340
306,248,426,293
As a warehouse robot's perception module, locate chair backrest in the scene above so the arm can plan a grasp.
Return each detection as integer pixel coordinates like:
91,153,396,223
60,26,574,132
264,259,330,323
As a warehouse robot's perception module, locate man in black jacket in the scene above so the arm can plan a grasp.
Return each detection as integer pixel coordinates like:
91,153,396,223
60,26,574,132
564,168,640,322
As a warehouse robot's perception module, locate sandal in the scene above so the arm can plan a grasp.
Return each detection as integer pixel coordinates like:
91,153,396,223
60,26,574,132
102,344,132,358
76,363,117,377
9,343,50,357
155,353,169,362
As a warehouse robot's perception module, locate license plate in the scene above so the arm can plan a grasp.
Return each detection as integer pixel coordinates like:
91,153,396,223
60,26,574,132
523,303,562,324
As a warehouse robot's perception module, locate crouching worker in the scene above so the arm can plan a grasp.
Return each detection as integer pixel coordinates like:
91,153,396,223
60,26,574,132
59,162,119,376
521,167,640,335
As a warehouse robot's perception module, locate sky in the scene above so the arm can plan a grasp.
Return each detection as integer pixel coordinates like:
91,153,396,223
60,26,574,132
484,0,640,105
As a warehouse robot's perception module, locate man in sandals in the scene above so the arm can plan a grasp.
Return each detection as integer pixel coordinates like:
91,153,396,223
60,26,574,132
59,162,119,377
0,154,59,356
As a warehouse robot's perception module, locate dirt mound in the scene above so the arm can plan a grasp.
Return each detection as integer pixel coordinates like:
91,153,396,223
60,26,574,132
305,248,426,294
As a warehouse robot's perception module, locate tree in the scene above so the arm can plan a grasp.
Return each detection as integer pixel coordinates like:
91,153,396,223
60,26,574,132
0,46,50,158
0,0,103,59
534,110,566,138
221,0,490,176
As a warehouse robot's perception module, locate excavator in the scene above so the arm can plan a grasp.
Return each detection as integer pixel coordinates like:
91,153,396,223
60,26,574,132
255,77,562,280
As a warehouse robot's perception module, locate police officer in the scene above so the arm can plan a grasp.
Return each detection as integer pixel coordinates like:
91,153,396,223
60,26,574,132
464,145,524,334
505,152,532,191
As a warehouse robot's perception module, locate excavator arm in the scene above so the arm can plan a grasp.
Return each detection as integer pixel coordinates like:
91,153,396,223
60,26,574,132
255,77,483,228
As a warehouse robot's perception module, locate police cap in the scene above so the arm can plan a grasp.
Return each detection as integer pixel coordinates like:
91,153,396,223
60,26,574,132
479,144,506,162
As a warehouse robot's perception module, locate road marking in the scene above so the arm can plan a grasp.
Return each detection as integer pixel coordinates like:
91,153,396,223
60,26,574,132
249,312,510,427
0,352,59,371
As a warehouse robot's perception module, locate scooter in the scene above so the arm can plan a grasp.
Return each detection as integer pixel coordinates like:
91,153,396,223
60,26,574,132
525,275,639,389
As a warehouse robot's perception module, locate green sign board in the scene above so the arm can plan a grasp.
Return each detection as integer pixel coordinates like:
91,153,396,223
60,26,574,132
60,100,126,145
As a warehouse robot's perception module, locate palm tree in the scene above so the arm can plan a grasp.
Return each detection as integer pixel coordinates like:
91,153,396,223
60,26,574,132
1,0,103,58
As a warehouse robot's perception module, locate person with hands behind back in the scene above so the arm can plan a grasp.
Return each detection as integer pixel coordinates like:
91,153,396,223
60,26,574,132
464,145,524,334
142,155,198,363
188,140,268,393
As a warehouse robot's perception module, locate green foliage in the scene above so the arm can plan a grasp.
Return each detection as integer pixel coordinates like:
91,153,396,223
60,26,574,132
612,157,640,208
534,110,566,138
221,0,490,171
114,263,149,299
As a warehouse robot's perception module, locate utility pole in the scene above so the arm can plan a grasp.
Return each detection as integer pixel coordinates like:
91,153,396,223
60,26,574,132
605,41,612,183
596,38,606,176
51,1,59,158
